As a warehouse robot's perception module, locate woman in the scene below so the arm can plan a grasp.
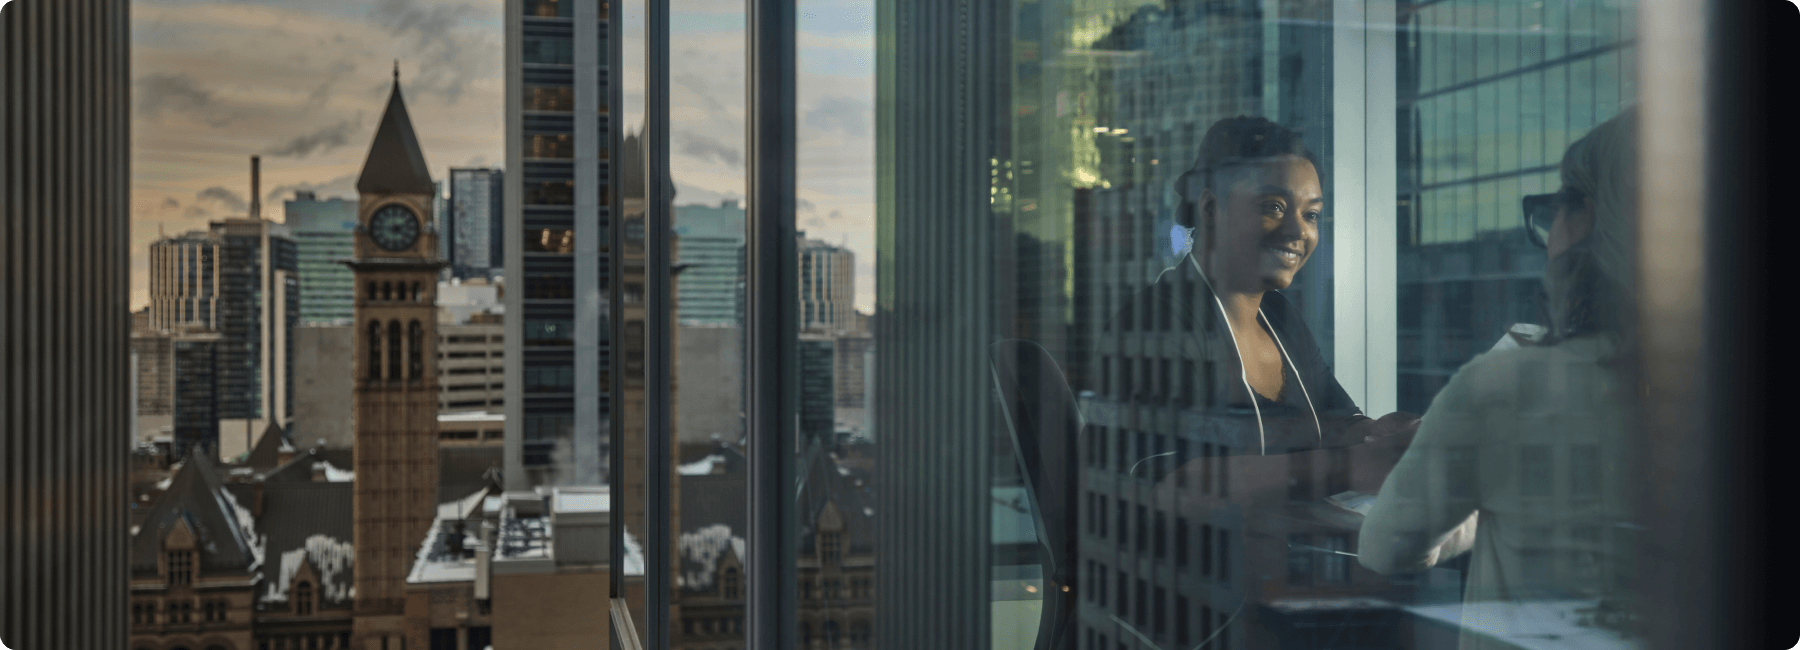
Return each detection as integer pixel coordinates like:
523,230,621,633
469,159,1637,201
1123,115,1416,469
1357,108,1642,648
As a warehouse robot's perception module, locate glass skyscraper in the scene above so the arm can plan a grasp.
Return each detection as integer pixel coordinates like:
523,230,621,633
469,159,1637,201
505,0,613,487
285,191,358,326
450,168,506,281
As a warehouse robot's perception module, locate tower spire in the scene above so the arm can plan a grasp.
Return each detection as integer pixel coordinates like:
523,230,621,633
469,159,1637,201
393,60,399,84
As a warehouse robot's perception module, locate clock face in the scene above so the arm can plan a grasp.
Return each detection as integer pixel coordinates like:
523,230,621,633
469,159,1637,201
369,205,420,252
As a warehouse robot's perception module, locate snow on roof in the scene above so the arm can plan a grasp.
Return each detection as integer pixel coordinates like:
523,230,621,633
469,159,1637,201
678,524,745,590
262,534,354,604
621,526,646,576
1401,600,1636,650
678,454,726,476
314,461,353,482
552,487,609,514
408,507,481,585
439,411,506,423
217,485,265,569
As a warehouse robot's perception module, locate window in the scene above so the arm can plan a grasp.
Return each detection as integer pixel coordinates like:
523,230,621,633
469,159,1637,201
723,567,740,599
387,320,402,381
166,550,192,585
523,319,574,345
522,37,573,65
523,84,575,112
367,321,382,380
522,0,571,16
525,228,575,253
820,532,841,565
408,320,424,382
295,582,312,615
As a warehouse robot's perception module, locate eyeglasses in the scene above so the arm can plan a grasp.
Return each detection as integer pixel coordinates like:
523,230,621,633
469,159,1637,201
1521,188,1581,248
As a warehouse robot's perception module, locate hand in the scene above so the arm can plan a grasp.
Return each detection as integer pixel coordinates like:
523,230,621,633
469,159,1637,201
1346,412,1421,494
1356,411,1420,448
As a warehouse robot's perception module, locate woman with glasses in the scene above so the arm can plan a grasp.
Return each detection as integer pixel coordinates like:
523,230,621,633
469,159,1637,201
1357,108,1643,649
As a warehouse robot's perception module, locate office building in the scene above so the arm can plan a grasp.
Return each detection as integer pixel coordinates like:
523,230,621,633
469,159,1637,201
450,168,507,281
798,335,836,446
404,484,631,650
440,321,506,414
286,191,360,326
292,324,356,450
505,0,613,489
150,211,301,446
675,324,743,445
798,235,854,334
674,201,746,326
0,1,131,644
1393,5,1634,413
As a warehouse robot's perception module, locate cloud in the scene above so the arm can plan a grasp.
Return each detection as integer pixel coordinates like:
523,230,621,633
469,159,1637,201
268,120,356,158
829,209,844,220
265,173,359,204
161,197,180,209
369,0,493,104
185,206,212,218
804,96,870,135
137,73,236,126
798,198,817,212
196,187,248,213
679,131,742,168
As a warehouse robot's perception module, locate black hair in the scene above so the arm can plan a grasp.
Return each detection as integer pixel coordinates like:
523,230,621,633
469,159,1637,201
1176,116,1317,228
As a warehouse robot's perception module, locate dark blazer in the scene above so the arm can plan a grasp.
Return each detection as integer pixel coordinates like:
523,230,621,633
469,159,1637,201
1108,254,1371,465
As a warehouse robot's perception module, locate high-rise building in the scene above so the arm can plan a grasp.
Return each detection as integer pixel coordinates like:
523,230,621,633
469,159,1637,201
505,0,614,488
674,200,746,326
286,191,360,325
347,69,446,646
797,335,836,446
450,168,506,281
0,0,132,644
149,166,300,452
798,235,854,334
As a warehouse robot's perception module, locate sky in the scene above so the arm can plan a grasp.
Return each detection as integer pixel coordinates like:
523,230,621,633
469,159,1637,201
128,0,877,312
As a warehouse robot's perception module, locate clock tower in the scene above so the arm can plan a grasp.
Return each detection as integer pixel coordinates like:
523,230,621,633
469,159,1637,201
346,65,442,649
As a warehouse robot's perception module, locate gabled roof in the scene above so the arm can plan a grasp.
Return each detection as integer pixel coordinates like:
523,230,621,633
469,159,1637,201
130,450,264,578
256,481,354,608
245,420,288,472
356,72,434,196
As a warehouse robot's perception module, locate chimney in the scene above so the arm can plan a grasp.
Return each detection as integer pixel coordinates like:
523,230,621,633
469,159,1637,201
249,156,262,220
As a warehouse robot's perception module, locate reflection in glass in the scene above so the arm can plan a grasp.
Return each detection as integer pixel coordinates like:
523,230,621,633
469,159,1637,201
865,0,1646,649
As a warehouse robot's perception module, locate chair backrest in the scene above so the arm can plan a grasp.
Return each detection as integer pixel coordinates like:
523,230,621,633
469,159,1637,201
990,339,1084,650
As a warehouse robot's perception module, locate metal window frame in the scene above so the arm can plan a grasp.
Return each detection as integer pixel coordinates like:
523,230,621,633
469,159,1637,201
1332,0,1400,416
746,0,800,647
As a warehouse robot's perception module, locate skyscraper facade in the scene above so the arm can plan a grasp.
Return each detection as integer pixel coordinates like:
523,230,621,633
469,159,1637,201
505,0,613,487
0,0,132,645
286,191,359,325
450,168,506,281
1393,3,1636,413
148,219,299,430
674,200,746,326
798,235,854,334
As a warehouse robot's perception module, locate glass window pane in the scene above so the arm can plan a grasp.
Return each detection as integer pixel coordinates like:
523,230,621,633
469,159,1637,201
836,0,1651,648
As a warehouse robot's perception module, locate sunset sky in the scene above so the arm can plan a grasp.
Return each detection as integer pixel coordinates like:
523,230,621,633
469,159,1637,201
128,0,876,311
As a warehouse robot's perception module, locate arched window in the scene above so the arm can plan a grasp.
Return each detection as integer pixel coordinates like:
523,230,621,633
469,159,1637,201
367,321,383,380
408,320,424,382
295,581,312,615
722,567,740,599
387,321,402,382
799,622,810,646
382,282,392,301
367,282,378,301
411,282,422,303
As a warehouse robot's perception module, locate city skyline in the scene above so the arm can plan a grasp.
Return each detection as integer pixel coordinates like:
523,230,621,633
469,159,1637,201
126,0,878,313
